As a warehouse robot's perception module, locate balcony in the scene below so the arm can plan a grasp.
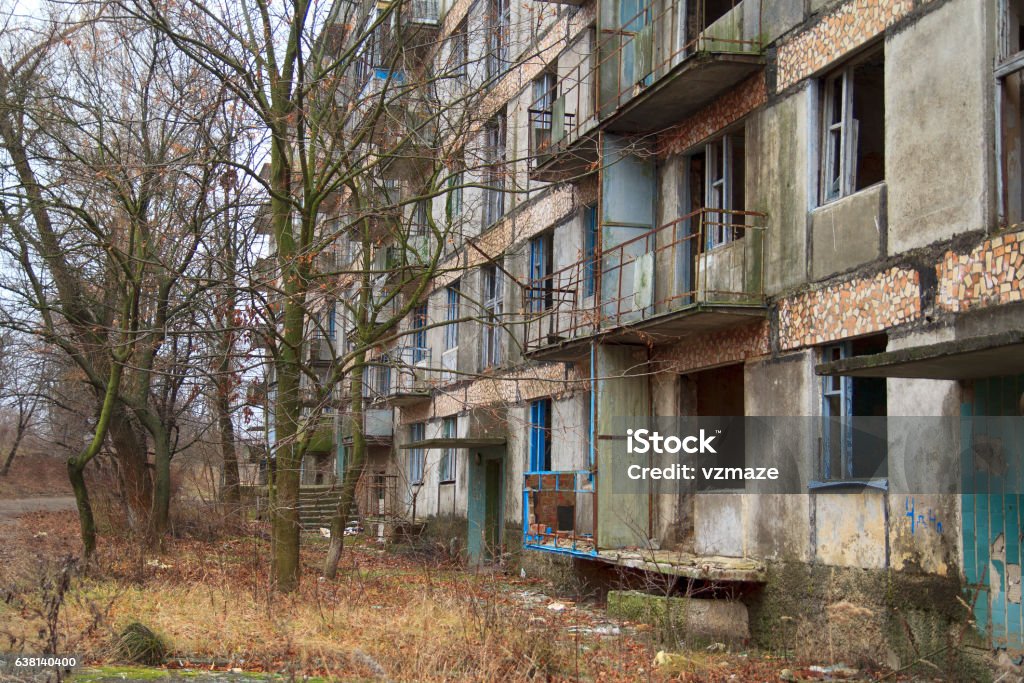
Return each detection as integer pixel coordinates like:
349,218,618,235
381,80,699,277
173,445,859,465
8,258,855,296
366,180,403,240
522,470,766,581
522,207,767,360
379,105,438,180
379,0,440,57
307,415,336,453
340,407,394,445
307,335,334,367
528,0,764,182
370,346,433,406
523,471,597,555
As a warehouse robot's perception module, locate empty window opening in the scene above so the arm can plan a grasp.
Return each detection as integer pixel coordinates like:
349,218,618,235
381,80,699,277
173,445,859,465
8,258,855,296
440,417,456,483
685,132,746,250
821,335,888,481
820,49,885,204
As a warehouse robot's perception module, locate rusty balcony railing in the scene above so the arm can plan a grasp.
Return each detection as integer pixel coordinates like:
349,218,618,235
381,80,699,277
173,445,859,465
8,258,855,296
528,0,763,179
521,207,767,354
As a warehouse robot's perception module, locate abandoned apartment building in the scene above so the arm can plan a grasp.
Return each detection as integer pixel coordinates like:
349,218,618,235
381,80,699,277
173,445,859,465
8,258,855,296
255,0,1024,670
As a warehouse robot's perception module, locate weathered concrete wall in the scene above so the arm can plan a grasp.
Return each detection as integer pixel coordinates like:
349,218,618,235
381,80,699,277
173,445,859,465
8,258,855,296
747,562,984,677
885,330,962,577
742,352,816,562
810,182,886,279
814,492,888,568
885,0,993,253
746,89,810,295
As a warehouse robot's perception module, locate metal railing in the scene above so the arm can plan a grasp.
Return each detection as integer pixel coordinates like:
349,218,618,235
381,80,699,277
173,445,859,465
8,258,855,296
404,0,439,26
522,207,767,352
528,0,762,169
385,345,432,396
523,471,597,555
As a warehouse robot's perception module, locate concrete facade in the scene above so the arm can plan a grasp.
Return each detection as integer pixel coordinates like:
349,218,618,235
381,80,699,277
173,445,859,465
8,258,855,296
296,0,1024,672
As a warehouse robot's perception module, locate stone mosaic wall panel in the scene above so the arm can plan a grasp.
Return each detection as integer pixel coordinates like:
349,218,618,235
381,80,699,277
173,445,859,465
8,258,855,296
778,266,921,350
398,362,584,422
937,232,1024,312
652,321,771,374
658,75,766,156
776,0,916,91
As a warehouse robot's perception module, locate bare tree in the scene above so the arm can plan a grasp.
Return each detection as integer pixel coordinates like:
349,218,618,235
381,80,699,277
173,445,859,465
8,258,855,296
0,7,240,555
0,331,44,476
112,0,551,589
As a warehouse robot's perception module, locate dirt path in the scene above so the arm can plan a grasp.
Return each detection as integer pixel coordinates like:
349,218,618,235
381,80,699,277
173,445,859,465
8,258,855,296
0,495,77,520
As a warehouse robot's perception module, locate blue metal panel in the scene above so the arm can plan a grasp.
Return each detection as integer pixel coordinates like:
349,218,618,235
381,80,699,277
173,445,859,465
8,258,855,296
963,375,1024,649
583,206,598,298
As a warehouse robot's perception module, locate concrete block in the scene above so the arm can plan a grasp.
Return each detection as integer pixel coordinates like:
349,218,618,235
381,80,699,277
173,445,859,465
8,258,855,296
607,590,750,644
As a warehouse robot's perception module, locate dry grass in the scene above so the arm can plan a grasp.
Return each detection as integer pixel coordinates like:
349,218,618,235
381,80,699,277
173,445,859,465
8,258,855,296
0,511,659,681
0,511,853,682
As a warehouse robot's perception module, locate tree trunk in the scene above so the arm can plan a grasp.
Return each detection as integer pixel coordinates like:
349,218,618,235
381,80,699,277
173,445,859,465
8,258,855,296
151,428,171,544
68,355,125,559
68,458,96,558
268,136,307,592
0,424,27,477
107,410,154,535
323,355,366,579
218,397,241,508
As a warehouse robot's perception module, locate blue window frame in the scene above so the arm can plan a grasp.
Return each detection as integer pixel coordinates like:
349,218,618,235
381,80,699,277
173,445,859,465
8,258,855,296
528,232,552,312
440,417,456,483
583,205,598,298
528,398,552,472
409,422,426,484
445,284,460,350
820,339,888,482
328,308,336,340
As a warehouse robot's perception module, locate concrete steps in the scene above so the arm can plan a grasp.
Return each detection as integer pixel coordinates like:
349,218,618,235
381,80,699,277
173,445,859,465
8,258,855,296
255,486,358,530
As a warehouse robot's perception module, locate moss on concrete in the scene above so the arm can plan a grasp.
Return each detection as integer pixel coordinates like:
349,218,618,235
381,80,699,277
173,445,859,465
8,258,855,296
746,561,989,680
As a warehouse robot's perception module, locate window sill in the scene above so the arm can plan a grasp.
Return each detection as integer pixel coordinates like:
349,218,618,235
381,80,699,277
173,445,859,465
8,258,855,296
808,479,888,492
814,180,886,212
439,480,456,486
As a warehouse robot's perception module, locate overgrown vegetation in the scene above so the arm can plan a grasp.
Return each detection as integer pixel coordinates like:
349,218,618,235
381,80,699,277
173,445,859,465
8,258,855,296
0,509,831,681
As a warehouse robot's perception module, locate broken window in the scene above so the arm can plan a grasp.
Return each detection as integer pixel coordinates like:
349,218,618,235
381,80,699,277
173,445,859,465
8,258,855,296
704,134,746,249
819,48,885,204
681,363,746,490
410,303,428,363
412,199,430,235
821,336,888,481
444,282,460,350
483,112,507,227
999,1,1024,226
440,417,456,483
530,70,557,157
450,19,469,80
446,154,464,224
481,265,504,368
582,205,598,298
485,0,510,83
528,231,553,311
528,398,552,472
409,422,426,484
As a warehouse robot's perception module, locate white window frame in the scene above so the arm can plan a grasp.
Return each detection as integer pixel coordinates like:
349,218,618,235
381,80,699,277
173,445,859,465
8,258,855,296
481,265,504,368
439,417,456,483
